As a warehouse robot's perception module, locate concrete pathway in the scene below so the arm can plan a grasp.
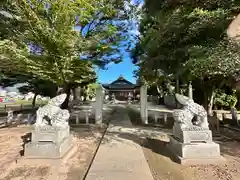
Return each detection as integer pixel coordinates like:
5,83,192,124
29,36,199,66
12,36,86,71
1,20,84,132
85,106,154,180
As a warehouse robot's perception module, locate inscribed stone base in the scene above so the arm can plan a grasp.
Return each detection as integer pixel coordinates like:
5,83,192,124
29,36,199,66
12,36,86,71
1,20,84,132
168,136,225,165
24,135,72,159
32,125,70,143
173,124,212,143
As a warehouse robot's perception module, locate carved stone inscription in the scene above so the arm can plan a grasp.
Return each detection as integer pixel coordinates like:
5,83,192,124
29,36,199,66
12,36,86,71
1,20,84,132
188,132,210,142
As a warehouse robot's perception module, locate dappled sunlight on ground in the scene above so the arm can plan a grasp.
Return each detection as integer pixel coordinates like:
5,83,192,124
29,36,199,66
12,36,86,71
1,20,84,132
141,127,240,180
0,126,105,180
125,105,240,180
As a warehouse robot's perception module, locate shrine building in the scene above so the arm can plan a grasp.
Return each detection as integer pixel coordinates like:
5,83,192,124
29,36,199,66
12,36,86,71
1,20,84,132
102,76,140,101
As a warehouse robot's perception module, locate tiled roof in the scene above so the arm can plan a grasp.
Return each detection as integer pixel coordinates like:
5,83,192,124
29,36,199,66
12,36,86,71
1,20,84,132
110,76,133,85
102,76,139,90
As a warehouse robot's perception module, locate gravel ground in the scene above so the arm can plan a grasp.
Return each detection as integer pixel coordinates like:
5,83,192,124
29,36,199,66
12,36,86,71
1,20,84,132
142,127,240,180
0,125,106,180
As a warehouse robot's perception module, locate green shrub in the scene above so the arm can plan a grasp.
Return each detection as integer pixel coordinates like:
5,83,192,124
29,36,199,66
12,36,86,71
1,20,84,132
214,90,237,109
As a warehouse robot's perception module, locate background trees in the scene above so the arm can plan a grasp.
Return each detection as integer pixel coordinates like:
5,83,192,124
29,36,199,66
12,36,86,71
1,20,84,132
0,0,132,108
132,0,240,113
0,73,57,107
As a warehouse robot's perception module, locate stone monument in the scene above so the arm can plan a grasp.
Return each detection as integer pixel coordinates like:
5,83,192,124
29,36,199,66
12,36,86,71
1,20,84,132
95,85,104,124
24,94,72,158
168,94,224,165
140,85,148,124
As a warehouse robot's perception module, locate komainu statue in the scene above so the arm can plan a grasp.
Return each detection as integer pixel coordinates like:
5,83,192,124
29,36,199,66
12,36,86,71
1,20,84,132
35,93,69,128
172,94,209,131
168,94,223,164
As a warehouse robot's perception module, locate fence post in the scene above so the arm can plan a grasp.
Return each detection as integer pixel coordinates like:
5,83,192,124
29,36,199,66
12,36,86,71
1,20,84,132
75,114,79,124
85,111,89,124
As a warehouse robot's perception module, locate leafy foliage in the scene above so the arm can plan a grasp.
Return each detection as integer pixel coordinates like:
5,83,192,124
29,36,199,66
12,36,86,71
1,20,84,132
87,83,99,99
133,0,240,83
0,72,57,101
0,0,131,87
132,0,240,111
214,89,237,109
0,0,134,108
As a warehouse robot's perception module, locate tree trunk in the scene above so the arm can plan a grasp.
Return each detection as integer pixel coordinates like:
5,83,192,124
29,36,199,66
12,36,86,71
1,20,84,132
82,86,87,101
61,85,71,109
208,91,215,116
72,88,77,100
175,75,180,108
57,87,64,95
188,81,193,99
156,85,161,95
203,91,208,112
72,87,81,101
204,90,215,116
236,90,240,109
83,95,87,101
156,85,161,105
32,93,37,108
76,87,81,100
175,76,180,94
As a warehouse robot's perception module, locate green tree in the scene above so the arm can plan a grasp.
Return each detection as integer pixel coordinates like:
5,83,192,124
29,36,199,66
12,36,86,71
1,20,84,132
133,0,240,114
87,83,99,100
0,0,131,108
0,73,57,107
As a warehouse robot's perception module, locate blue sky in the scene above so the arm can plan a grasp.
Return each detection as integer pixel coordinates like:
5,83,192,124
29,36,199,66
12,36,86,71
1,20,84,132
75,19,139,84
97,0,143,84
97,51,138,84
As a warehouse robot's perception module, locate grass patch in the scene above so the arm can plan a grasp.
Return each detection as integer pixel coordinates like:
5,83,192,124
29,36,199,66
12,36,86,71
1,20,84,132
0,100,48,112
11,100,48,105
0,100,48,106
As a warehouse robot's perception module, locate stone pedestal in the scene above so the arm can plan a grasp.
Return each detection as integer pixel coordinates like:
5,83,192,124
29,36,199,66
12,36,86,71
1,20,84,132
168,124,225,165
173,124,212,143
24,125,72,159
